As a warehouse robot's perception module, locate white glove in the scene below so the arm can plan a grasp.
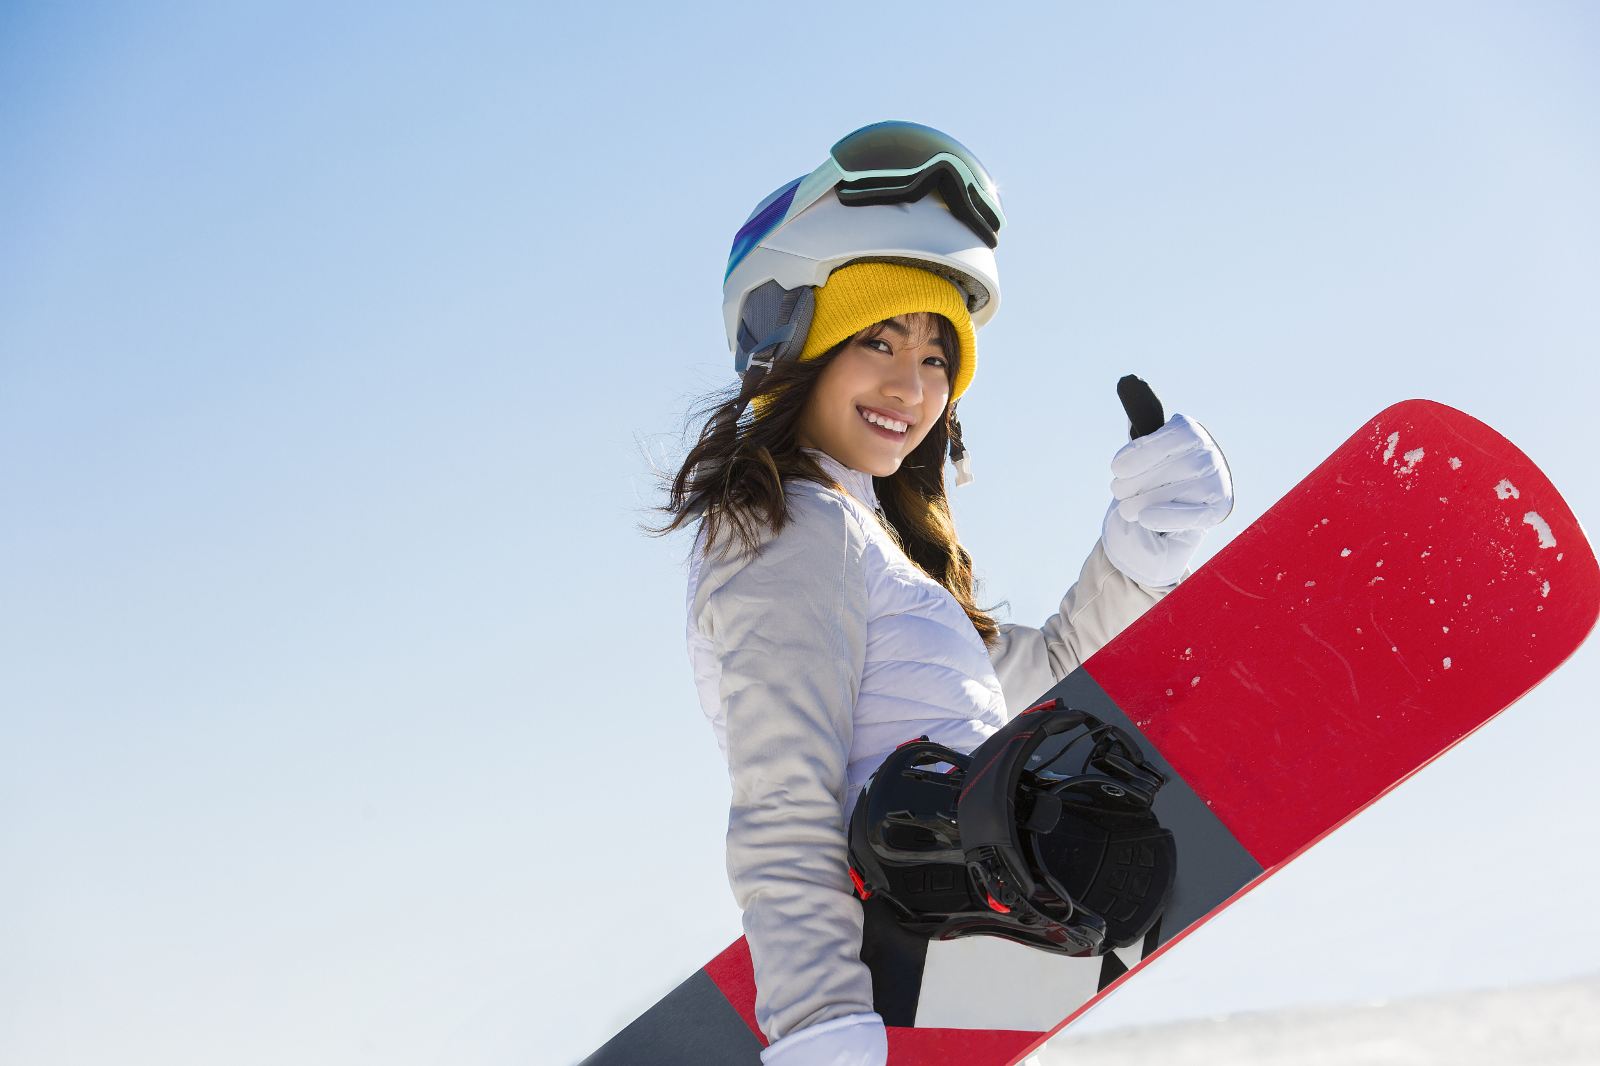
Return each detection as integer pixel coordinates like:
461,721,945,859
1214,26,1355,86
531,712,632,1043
760,1012,887,1065
1101,413,1233,588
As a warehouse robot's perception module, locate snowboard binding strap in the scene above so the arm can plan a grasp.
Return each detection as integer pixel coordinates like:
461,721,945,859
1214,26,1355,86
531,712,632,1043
848,698,1176,956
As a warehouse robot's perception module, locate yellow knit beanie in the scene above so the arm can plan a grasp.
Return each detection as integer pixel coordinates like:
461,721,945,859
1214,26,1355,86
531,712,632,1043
750,261,976,419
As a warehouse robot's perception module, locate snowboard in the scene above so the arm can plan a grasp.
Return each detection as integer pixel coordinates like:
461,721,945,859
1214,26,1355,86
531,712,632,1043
584,399,1598,1065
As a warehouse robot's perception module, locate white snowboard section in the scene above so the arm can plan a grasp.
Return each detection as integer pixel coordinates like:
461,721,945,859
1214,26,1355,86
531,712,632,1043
913,937,1143,1030
1033,973,1600,1065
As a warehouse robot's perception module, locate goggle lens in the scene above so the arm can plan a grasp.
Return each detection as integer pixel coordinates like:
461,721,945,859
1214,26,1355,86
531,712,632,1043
830,121,995,190
828,121,1005,244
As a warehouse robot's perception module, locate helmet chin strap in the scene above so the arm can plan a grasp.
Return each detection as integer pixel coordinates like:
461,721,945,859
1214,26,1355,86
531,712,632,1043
729,346,776,421
948,402,973,487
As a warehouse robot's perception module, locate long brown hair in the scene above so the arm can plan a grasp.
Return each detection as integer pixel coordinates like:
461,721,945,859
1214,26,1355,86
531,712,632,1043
642,314,1002,647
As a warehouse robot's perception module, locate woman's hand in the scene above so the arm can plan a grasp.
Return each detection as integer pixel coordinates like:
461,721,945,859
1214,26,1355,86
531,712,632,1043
1100,413,1233,588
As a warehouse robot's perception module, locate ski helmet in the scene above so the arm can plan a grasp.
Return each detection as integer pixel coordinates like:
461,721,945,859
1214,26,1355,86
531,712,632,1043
721,121,1004,483
847,697,1176,956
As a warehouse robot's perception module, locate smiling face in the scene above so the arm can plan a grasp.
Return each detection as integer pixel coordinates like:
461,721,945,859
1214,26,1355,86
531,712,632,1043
794,312,954,478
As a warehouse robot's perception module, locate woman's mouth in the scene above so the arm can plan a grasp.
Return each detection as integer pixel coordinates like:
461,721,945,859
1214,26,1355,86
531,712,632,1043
858,406,910,440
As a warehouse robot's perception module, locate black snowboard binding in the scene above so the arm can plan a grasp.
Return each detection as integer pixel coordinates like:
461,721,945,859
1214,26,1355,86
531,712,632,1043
847,697,1176,956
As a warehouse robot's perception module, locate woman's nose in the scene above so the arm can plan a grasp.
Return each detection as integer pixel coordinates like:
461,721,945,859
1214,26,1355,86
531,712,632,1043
882,356,922,403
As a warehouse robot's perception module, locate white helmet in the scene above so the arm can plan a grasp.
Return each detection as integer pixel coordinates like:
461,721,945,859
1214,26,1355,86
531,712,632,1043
721,121,1004,376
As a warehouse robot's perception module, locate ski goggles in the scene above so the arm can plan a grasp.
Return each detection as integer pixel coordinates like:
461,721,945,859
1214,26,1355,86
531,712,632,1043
725,121,1006,280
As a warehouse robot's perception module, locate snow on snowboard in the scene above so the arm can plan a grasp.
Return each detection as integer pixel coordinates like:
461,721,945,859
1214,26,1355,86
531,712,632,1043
584,399,1598,1065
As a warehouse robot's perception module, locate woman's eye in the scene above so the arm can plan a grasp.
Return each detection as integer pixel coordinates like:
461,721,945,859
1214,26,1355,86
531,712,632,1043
866,338,892,353
925,356,948,368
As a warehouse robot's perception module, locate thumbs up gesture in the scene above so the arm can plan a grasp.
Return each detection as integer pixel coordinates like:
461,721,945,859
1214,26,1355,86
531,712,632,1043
1101,413,1233,588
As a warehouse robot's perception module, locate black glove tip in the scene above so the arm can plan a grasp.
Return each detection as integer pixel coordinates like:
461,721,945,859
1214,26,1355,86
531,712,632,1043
1117,375,1166,440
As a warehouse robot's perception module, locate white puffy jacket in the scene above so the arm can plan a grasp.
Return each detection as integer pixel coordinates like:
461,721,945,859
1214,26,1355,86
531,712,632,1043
685,448,1172,1064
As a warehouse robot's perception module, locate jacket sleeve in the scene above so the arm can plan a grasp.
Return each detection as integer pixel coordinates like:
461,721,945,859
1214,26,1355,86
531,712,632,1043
697,492,879,1046
988,538,1176,715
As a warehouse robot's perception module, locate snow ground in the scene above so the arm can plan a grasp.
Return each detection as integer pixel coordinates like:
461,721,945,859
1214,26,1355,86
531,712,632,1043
1033,973,1600,1065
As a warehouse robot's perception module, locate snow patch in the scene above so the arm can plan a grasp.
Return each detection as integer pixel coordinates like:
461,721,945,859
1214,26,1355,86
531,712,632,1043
1382,431,1399,463
1340,548,1352,557
1494,479,1519,500
1541,580,1551,598
1523,511,1556,548
1034,973,1600,1066
1443,657,1452,670
1449,455,1463,469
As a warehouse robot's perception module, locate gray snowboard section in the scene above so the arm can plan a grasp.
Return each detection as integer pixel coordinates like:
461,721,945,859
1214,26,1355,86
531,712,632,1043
580,968,764,1065
1030,669,1264,937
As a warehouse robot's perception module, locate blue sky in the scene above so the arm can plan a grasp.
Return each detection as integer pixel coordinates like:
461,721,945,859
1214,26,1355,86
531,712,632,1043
2,4,1597,1064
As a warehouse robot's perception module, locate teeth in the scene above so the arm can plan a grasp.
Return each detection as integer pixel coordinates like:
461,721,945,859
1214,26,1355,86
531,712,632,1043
860,408,908,433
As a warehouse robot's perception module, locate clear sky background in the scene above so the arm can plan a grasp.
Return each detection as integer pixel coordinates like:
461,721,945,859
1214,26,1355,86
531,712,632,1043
2,4,1596,1065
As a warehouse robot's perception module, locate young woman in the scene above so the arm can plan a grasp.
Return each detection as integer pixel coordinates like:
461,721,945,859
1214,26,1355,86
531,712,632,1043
649,122,1232,1065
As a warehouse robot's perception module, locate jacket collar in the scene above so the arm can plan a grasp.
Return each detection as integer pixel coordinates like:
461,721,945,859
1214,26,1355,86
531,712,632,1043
800,447,880,511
